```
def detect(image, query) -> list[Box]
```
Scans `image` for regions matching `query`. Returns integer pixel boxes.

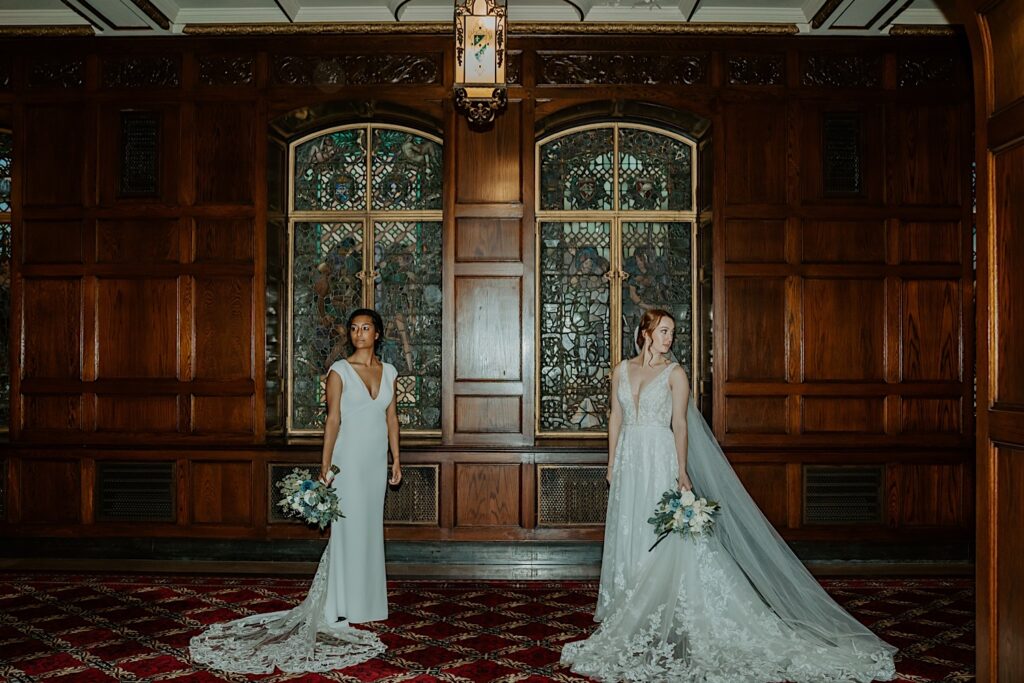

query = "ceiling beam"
[126,0,172,30]
[678,0,700,22]
[810,0,846,28]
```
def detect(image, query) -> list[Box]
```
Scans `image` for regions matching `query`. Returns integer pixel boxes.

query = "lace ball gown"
[562,360,897,683]
[188,359,396,673]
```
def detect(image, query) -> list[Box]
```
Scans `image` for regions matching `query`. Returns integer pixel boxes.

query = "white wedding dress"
[562,360,897,682]
[189,359,395,673]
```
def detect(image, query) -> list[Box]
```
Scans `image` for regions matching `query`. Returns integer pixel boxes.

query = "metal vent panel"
[96,461,175,522]
[803,465,883,525]
[822,112,863,196]
[269,463,438,525]
[538,465,608,527]
[119,111,160,197]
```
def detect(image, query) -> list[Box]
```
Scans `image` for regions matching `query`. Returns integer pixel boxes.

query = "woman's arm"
[669,365,692,491]
[320,369,343,483]
[606,364,623,484]
[386,373,402,485]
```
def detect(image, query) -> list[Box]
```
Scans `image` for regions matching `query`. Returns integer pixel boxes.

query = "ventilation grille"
[384,465,438,525]
[119,111,160,197]
[96,461,175,522]
[822,112,862,196]
[538,465,608,526]
[803,465,883,524]
[269,463,438,525]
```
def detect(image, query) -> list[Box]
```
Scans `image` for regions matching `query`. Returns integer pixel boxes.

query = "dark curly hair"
[346,308,385,355]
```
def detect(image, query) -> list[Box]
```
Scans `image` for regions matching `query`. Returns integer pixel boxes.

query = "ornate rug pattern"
[0,573,974,682]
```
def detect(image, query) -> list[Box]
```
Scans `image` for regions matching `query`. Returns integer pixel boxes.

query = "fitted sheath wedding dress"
[189,359,395,673]
[562,360,897,683]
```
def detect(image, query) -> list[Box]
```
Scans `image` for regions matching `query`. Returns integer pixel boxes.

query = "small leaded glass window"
[537,124,698,435]
[0,129,10,430]
[288,125,442,434]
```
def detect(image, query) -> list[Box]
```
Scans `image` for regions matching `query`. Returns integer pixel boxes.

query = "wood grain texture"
[193,277,254,380]
[96,279,177,378]
[191,461,253,525]
[723,103,787,205]
[455,463,519,526]
[454,277,521,381]
[995,144,1024,405]
[733,464,788,528]
[996,447,1024,679]
[723,220,785,263]
[22,279,81,379]
[903,279,961,381]
[194,219,255,263]
[455,218,521,262]
[22,105,84,206]
[96,219,180,264]
[724,277,786,380]
[901,222,961,264]
[454,396,520,433]
[803,279,885,381]
[194,102,254,205]
[899,463,966,526]
[802,221,886,263]
[21,395,82,432]
[22,221,83,264]
[20,459,81,524]
[901,397,962,434]
[987,0,1024,112]
[96,395,179,433]
[802,397,885,433]
[456,102,521,203]
[725,396,788,434]
[191,396,254,434]
[889,104,960,205]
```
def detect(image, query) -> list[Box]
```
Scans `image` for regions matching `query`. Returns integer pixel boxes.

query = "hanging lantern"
[454,0,507,126]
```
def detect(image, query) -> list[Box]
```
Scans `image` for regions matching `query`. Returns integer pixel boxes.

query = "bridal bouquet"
[276,465,343,531]
[648,487,720,551]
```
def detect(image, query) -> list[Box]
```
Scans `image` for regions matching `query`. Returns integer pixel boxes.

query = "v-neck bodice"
[618,360,675,427]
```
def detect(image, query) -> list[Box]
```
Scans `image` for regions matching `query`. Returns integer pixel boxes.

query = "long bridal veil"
[189,551,384,674]
[683,401,897,663]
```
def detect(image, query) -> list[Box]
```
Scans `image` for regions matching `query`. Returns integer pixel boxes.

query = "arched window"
[287,124,443,434]
[536,123,700,434]
[0,129,10,430]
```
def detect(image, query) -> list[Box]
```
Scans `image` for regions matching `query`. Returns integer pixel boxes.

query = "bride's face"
[648,316,675,355]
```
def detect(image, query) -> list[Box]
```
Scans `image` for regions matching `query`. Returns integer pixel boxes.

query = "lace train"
[189,551,385,674]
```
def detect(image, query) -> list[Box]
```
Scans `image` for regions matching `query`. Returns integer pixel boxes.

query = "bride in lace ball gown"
[561,308,897,683]
[190,309,402,674]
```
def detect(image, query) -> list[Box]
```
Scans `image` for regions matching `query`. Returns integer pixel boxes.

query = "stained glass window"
[537,125,698,434]
[0,130,9,430]
[288,125,443,434]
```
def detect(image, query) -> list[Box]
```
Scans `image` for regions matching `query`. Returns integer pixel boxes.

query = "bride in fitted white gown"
[190,309,401,673]
[562,309,897,683]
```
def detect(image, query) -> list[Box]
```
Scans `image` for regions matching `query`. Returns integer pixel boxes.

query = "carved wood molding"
[726,54,785,86]
[199,55,256,87]
[0,60,11,89]
[888,24,959,37]
[183,21,799,36]
[28,58,85,89]
[802,54,882,88]
[898,55,956,88]
[0,25,94,37]
[538,53,708,86]
[102,56,180,88]
[270,54,441,86]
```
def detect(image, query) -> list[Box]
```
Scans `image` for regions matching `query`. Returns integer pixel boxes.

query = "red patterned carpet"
[0,573,973,682]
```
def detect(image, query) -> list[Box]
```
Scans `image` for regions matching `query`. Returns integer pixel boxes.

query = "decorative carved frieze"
[726,54,784,86]
[802,54,881,88]
[199,55,256,86]
[898,55,956,88]
[507,51,522,85]
[0,61,10,89]
[102,56,180,88]
[28,58,85,88]
[271,54,441,86]
[538,53,708,86]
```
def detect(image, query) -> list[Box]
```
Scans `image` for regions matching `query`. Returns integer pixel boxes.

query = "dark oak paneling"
[454,277,521,381]
[724,277,785,380]
[802,397,885,434]
[455,218,521,262]
[901,222,961,264]
[723,104,787,205]
[802,221,886,264]
[803,278,885,381]
[899,463,967,526]
[889,104,960,205]
[22,279,81,379]
[95,395,179,433]
[191,461,253,525]
[96,219,180,264]
[723,220,786,263]
[22,395,82,432]
[994,144,1024,405]
[194,102,255,205]
[456,102,521,203]
[455,463,519,526]
[96,279,177,378]
[902,398,962,434]
[725,396,788,434]
[20,459,80,524]
[193,277,254,380]
[903,279,961,382]
[22,221,83,264]
[194,219,255,264]
[454,396,521,434]
[733,464,788,528]
[22,105,85,206]
[191,396,255,435]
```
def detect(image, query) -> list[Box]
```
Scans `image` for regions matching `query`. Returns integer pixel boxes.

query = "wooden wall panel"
[901,398,962,434]
[454,277,521,381]
[20,459,80,524]
[191,396,254,435]
[987,0,1024,112]
[901,222,961,264]
[22,221,83,264]
[194,219,255,264]
[803,279,884,381]
[22,279,81,379]
[802,221,886,264]
[96,219,180,264]
[96,279,177,378]
[455,463,519,526]
[21,395,82,432]
[193,277,254,380]
[96,395,179,433]
[454,396,520,433]
[455,218,521,262]
[191,461,253,525]
[725,397,787,434]
[723,220,786,263]
[889,105,960,205]
[994,144,1024,405]
[996,447,1024,679]
[899,463,966,526]
[724,277,785,380]
[456,102,521,203]
[903,279,961,381]
[733,464,788,528]
[803,397,885,434]
[194,102,254,205]
[723,104,787,205]
[22,105,85,206]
